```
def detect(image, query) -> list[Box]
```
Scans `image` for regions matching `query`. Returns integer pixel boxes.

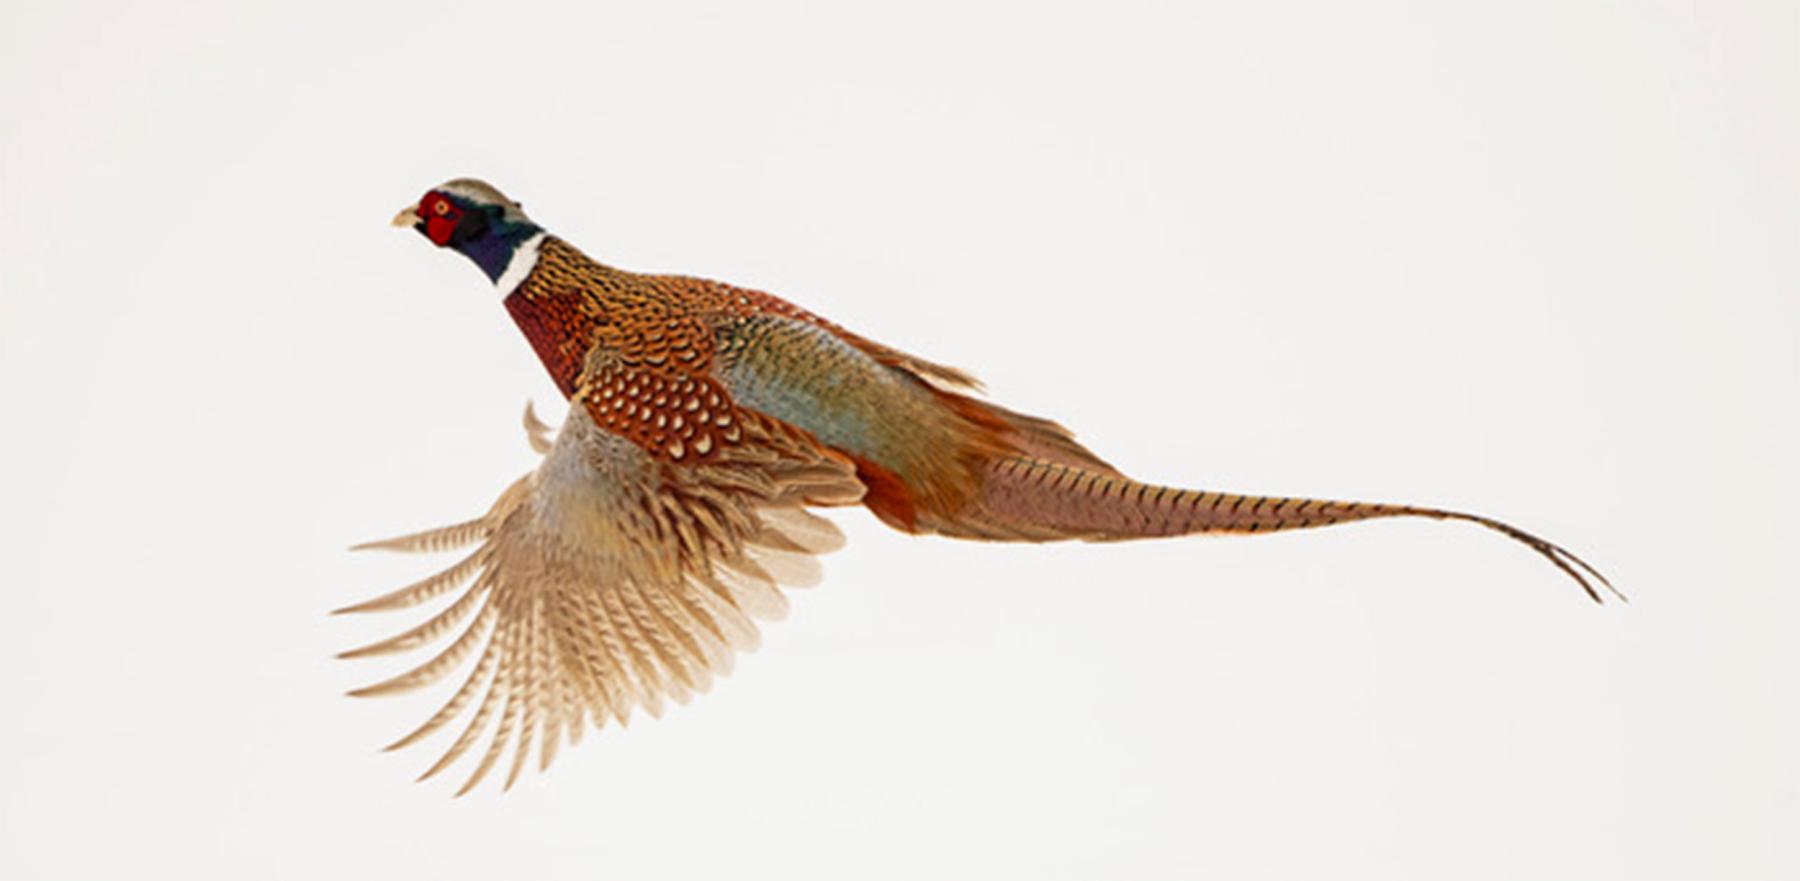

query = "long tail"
[923,455,1619,604]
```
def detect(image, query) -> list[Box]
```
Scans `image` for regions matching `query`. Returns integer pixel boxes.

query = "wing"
[337,402,863,794]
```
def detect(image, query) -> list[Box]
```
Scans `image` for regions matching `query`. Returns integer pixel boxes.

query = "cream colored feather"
[340,402,863,794]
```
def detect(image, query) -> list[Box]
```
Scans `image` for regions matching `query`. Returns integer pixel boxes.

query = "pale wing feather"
[332,548,492,615]
[341,402,864,794]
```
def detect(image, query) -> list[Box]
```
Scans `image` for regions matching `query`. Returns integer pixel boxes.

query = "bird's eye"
[433,200,452,216]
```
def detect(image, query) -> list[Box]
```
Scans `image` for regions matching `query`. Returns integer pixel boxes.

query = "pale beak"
[390,206,422,228]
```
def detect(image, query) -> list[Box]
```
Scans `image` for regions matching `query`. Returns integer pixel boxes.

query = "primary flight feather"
[343,178,1615,794]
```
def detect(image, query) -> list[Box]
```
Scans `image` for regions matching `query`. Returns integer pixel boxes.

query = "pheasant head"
[391,178,543,285]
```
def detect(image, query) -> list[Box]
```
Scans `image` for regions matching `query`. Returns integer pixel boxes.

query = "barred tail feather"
[927,456,1617,603]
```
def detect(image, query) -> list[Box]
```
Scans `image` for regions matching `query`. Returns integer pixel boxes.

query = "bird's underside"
[349,183,1615,794]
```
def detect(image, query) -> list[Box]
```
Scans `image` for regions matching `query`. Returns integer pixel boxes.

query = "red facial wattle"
[419,192,461,246]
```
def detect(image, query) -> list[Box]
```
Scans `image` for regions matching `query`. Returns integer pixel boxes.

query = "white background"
[2,1,1795,878]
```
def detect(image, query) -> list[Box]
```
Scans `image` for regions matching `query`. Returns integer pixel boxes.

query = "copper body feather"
[347,202,1614,794]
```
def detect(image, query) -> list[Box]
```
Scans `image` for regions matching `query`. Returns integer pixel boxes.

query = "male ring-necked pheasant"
[344,178,1615,794]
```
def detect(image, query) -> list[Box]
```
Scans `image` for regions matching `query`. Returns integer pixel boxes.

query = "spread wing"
[338,402,863,794]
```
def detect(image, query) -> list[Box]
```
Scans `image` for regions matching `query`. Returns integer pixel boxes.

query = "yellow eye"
[433,200,451,216]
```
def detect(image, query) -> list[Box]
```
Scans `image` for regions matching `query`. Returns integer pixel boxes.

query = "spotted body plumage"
[346,178,1616,795]
[508,237,864,464]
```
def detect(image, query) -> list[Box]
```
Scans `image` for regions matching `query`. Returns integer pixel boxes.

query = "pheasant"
[345,178,1616,794]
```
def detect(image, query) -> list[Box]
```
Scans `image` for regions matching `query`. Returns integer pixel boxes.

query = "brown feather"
[341,402,863,793]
